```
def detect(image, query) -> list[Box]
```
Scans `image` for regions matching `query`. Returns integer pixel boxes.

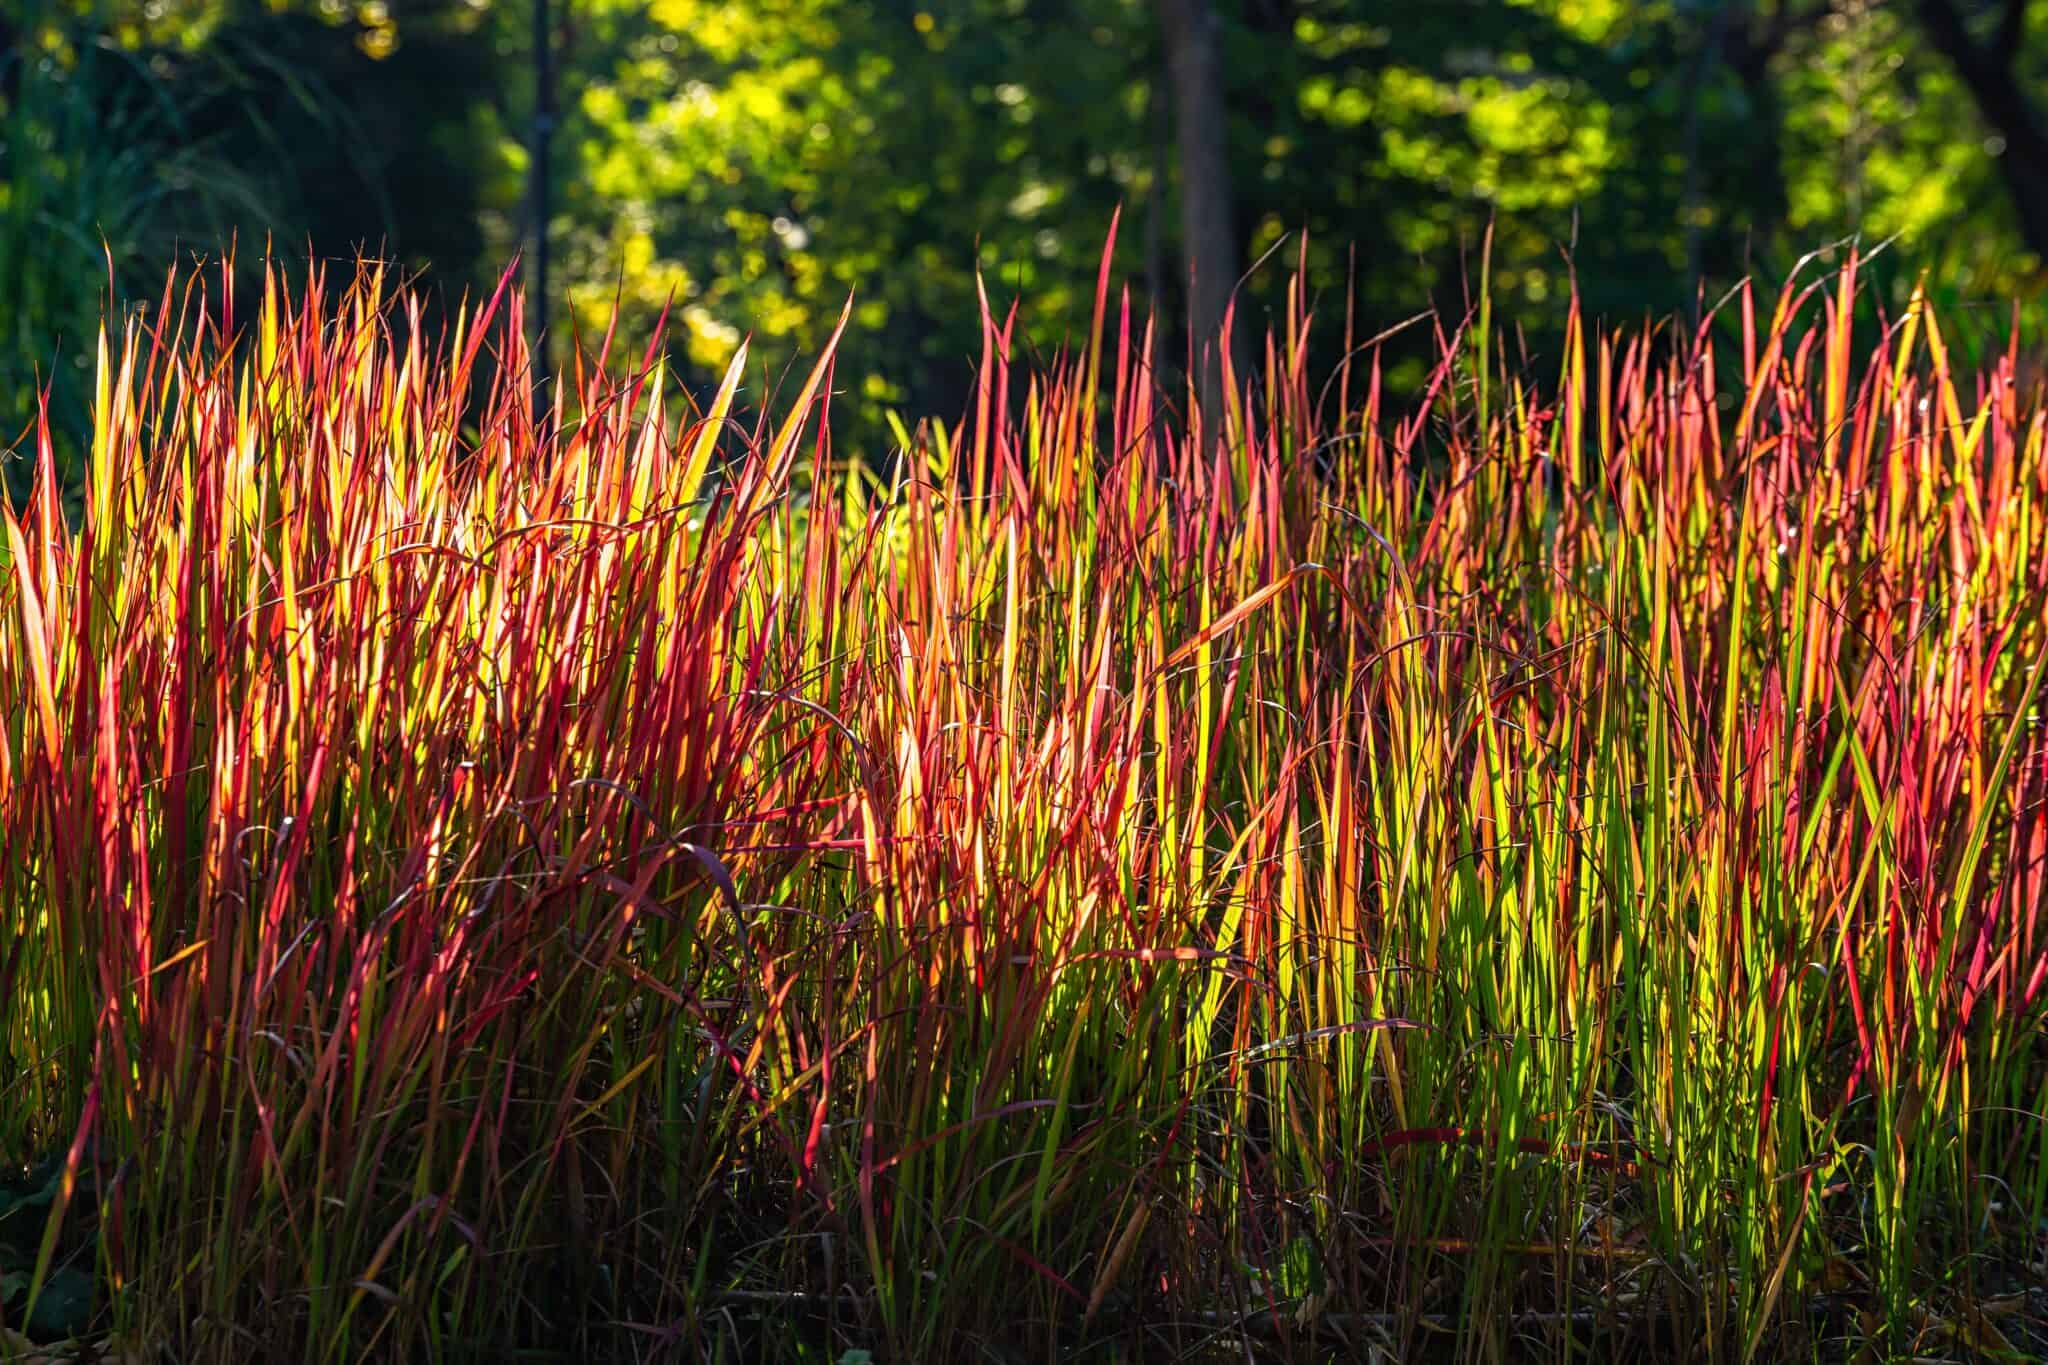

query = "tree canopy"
[6,0,2046,485]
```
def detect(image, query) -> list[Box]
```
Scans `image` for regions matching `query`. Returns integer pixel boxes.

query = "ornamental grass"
[4,233,2046,1360]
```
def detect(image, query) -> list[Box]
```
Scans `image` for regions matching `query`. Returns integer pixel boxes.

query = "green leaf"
[25,1265,94,1340]
[0,1158,64,1257]
[1280,1235,1325,1299]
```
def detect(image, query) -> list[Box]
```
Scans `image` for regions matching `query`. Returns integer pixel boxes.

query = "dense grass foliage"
[4,240,2048,1362]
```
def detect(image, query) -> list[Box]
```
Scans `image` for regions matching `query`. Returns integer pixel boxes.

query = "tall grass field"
[4,236,2047,1362]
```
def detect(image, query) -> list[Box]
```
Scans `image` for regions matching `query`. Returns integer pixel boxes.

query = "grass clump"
[3,240,2047,1361]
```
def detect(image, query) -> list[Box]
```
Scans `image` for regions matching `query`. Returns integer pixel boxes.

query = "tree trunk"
[529,0,555,398]
[1916,0,2048,262]
[1154,0,1238,433]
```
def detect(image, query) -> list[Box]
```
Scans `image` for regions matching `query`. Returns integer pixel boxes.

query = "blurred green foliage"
[0,0,274,503]
[5,0,2046,485]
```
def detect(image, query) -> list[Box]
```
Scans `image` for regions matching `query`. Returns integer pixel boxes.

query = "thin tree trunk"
[1680,0,1738,310]
[1146,66,1168,382]
[529,0,555,397]
[1154,0,1237,434]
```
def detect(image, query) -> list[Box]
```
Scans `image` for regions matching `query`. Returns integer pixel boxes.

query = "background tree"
[1156,0,1236,424]
[1914,0,2048,257]
[6,0,2046,490]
